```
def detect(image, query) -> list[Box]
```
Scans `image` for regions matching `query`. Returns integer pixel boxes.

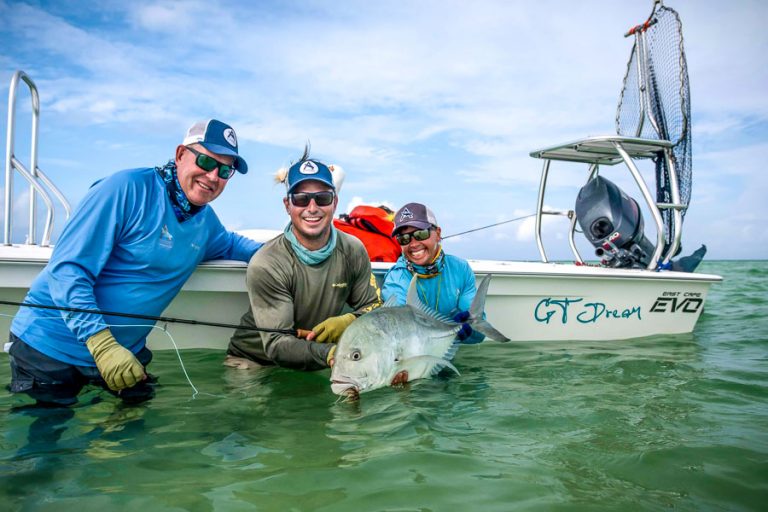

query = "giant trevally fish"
[330,274,510,399]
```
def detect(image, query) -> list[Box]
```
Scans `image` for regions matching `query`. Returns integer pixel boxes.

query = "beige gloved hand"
[326,344,337,367]
[86,329,146,391]
[311,313,356,343]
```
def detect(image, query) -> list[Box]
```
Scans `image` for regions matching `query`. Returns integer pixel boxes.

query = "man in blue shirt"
[7,119,261,406]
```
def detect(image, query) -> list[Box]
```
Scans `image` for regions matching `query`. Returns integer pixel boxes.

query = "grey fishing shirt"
[228,231,381,370]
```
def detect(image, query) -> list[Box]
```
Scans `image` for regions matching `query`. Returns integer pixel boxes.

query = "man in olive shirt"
[226,150,381,371]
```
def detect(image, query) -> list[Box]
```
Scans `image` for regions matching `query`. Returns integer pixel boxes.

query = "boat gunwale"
[0,247,724,284]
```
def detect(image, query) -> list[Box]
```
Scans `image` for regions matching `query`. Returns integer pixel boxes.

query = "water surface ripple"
[1,261,766,511]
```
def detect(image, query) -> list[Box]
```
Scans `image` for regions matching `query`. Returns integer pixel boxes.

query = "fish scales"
[330,275,509,398]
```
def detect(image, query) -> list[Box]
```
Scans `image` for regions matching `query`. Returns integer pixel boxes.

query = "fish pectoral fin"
[400,355,460,378]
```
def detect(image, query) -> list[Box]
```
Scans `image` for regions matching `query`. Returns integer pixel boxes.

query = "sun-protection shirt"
[381,253,485,344]
[11,167,261,366]
[228,231,382,370]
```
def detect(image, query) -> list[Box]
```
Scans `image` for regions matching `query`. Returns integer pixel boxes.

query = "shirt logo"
[160,225,173,242]
[159,224,173,248]
[332,282,348,288]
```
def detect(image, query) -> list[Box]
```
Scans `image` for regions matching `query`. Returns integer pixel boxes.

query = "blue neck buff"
[406,247,445,278]
[284,223,337,266]
[156,160,202,222]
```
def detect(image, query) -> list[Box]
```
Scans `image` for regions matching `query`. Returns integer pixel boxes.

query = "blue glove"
[453,311,470,323]
[456,323,473,341]
[453,311,473,341]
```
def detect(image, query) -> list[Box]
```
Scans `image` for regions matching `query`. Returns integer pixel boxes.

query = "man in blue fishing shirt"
[6,119,261,406]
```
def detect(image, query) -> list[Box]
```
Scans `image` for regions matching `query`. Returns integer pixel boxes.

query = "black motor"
[574,176,655,269]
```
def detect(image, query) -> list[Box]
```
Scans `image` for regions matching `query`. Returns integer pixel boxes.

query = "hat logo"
[223,128,237,148]
[399,207,414,221]
[299,161,319,175]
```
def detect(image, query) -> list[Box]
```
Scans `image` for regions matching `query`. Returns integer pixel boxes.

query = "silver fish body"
[330,274,509,397]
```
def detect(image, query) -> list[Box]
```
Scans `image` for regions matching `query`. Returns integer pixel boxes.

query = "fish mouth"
[331,379,360,400]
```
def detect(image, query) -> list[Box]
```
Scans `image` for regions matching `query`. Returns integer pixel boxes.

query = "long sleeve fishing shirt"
[381,253,485,344]
[11,167,260,366]
[228,231,382,370]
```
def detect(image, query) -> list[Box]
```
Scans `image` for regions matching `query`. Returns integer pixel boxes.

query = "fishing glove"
[86,329,146,391]
[312,313,356,343]
[453,311,473,341]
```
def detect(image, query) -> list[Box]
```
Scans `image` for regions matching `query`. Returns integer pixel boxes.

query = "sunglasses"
[185,146,236,180]
[395,228,432,245]
[289,191,335,207]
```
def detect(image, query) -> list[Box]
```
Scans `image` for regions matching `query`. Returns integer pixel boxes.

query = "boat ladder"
[3,70,71,247]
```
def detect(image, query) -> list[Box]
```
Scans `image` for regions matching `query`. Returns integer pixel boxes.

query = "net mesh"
[615,6,691,250]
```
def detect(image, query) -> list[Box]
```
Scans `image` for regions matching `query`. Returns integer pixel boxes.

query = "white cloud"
[3,0,767,259]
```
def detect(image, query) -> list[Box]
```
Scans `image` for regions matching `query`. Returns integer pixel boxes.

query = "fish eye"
[350,350,362,361]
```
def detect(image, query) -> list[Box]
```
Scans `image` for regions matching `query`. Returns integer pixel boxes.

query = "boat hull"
[0,246,721,351]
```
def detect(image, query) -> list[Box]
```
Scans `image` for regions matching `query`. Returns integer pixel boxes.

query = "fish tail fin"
[468,274,511,343]
[470,318,510,343]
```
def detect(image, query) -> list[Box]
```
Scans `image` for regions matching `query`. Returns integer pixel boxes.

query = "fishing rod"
[0,300,301,336]
[442,213,537,239]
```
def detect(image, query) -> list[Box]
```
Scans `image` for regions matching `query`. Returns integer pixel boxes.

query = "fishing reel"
[574,176,655,269]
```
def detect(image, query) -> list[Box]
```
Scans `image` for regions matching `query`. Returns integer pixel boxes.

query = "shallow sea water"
[1,261,766,511]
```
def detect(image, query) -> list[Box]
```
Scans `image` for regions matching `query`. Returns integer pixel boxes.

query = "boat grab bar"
[4,70,71,246]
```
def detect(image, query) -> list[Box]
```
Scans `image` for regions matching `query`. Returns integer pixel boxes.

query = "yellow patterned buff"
[407,247,444,279]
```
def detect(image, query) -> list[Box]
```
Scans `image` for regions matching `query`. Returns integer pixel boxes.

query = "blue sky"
[1,0,766,261]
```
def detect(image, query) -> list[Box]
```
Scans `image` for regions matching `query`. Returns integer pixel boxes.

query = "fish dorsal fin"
[382,294,400,308]
[405,275,421,308]
[406,275,456,326]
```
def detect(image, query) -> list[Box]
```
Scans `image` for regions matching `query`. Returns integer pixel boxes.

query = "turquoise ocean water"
[0,260,766,511]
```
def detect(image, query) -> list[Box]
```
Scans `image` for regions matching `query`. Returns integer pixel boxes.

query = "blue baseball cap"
[286,159,335,193]
[183,119,248,174]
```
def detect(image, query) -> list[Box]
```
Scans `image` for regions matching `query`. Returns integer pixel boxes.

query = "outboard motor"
[574,176,655,269]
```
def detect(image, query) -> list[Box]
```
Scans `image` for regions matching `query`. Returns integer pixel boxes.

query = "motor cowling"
[574,176,655,268]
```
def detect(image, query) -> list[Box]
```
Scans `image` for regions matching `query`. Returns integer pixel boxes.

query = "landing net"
[616,4,691,252]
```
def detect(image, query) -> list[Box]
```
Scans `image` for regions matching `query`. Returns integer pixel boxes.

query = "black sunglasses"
[289,191,335,207]
[395,228,432,245]
[185,146,236,180]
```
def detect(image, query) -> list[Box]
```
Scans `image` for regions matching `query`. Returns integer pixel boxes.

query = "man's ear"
[283,196,290,214]
[175,145,186,162]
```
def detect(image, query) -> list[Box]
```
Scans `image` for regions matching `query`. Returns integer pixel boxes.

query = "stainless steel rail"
[4,70,71,246]
[530,135,687,270]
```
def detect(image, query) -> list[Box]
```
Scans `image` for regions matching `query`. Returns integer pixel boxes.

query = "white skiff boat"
[0,6,722,350]
[0,239,722,350]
